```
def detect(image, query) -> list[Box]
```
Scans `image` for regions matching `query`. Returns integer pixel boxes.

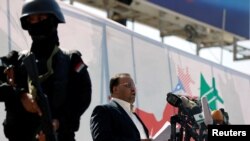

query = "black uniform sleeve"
[0,65,7,83]
[62,51,92,131]
[71,53,91,115]
[0,51,21,101]
[0,83,14,102]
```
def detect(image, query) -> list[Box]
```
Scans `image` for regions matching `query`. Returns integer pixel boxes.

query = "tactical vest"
[18,47,79,118]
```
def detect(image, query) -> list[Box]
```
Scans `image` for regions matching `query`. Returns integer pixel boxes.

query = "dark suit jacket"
[90,100,149,141]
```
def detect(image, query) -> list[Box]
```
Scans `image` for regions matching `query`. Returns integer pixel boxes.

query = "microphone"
[201,96,213,125]
[166,92,197,109]
[167,93,206,125]
[179,96,197,109]
[211,108,230,125]
[192,106,204,125]
[211,109,224,124]
[180,96,207,127]
[167,93,200,114]
[166,92,182,107]
[166,93,193,117]
[219,108,230,124]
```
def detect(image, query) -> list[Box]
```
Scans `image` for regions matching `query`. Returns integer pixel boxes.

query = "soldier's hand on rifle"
[52,119,60,131]
[4,65,16,87]
[21,93,42,116]
[36,131,46,141]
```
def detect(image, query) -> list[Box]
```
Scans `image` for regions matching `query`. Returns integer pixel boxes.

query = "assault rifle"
[23,52,57,141]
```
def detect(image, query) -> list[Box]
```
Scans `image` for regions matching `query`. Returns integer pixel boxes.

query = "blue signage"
[148,0,250,39]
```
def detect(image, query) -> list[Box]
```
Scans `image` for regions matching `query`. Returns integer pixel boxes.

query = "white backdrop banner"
[0,0,250,140]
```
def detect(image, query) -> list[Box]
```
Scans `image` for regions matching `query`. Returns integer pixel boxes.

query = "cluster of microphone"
[166,92,229,126]
[166,92,230,141]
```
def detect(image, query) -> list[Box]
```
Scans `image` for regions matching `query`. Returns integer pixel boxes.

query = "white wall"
[0,0,250,140]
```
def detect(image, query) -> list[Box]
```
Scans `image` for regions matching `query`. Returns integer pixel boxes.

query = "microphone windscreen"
[166,93,182,107]
[201,96,213,125]
[211,110,224,124]
[180,96,197,109]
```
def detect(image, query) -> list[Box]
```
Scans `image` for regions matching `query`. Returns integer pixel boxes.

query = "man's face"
[26,14,49,24]
[113,76,136,104]
[25,13,57,41]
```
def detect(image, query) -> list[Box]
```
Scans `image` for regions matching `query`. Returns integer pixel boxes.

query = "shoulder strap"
[39,46,60,82]
[19,47,60,82]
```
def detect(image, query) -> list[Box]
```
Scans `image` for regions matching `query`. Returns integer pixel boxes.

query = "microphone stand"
[170,115,179,141]
[170,111,202,141]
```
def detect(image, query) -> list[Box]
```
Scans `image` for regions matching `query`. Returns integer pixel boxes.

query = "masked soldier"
[0,0,92,141]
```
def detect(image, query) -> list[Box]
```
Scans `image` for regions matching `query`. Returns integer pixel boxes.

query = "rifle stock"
[23,52,57,141]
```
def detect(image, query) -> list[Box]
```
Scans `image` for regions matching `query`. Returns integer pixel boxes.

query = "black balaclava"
[27,15,59,59]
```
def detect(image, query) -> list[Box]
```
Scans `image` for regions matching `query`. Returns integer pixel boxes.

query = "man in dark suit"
[90,73,152,141]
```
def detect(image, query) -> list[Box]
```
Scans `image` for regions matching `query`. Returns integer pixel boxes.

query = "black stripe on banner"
[208,125,250,140]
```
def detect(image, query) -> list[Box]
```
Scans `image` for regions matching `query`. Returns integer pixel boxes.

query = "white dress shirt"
[111,98,147,139]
